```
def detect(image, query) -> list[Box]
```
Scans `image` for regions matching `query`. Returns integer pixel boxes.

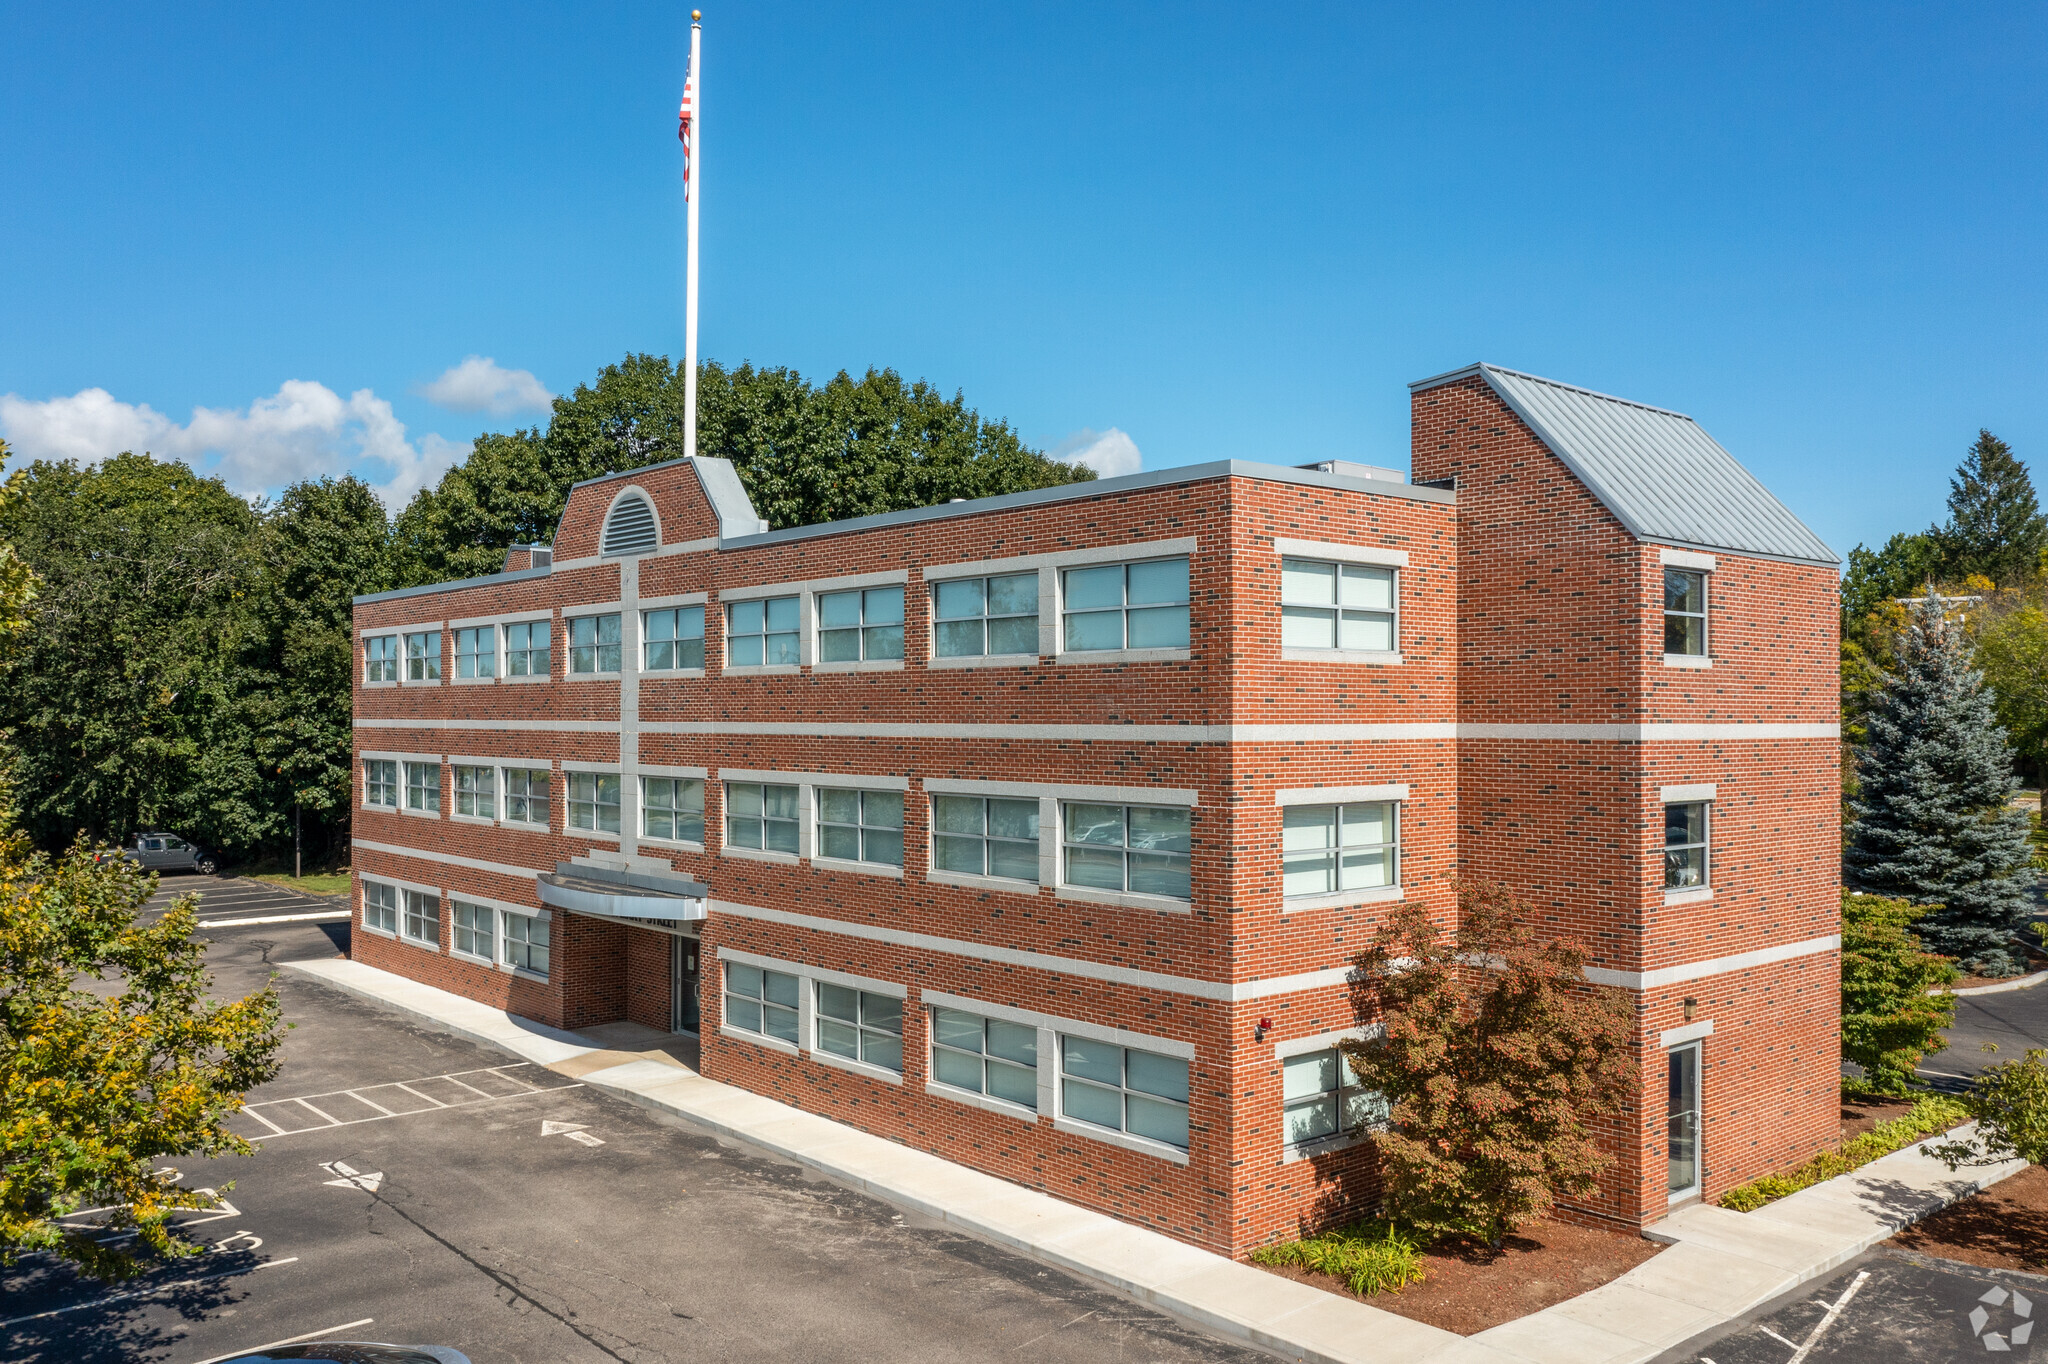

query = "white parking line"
[184,1319,374,1364]
[197,911,351,927]
[392,1082,449,1108]
[0,1258,300,1327]
[237,1064,579,1139]
[347,1088,398,1116]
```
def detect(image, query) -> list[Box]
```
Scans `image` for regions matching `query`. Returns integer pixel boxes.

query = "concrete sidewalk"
[284,956,2030,1364]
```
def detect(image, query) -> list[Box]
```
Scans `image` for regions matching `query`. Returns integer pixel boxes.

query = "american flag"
[677,73,694,197]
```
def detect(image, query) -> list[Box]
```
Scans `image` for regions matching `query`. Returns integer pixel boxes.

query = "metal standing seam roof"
[1411,364,1838,566]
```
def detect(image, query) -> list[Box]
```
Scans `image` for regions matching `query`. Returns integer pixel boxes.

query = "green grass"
[247,870,352,897]
[1249,1219,1429,1297]
[1717,1095,1969,1212]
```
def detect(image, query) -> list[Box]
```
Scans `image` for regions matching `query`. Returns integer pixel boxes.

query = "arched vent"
[601,493,658,555]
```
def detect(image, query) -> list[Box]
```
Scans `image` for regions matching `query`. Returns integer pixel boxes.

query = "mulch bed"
[1888,1163,2048,1274]
[1841,1095,1923,1142]
[1254,1219,1664,1336]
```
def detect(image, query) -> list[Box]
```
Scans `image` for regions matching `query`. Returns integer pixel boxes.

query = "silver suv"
[121,832,218,875]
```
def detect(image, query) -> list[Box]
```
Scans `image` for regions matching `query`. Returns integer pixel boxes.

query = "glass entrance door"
[1667,1043,1701,1201]
[671,936,701,1034]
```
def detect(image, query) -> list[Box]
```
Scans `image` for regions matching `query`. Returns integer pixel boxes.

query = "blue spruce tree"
[1846,593,2037,974]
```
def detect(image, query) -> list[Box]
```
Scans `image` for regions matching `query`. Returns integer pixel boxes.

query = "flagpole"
[683,9,702,462]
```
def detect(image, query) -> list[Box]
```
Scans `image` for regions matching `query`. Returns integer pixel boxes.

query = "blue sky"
[3,2,2045,556]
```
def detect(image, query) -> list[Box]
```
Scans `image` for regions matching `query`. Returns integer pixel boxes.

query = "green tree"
[0,836,285,1279]
[1841,530,1943,654]
[1973,604,2048,788]
[1840,892,1960,1094]
[1936,430,2048,587]
[1925,1048,2048,1170]
[1342,884,1638,1249]
[1844,594,2037,973]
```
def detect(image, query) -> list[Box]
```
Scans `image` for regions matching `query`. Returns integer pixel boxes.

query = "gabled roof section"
[1410,363,1838,566]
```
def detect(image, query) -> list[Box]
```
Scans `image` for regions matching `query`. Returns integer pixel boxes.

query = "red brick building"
[350,363,1841,1258]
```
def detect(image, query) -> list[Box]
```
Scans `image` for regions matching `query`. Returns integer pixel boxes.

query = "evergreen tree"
[1845,594,2037,973]
[1937,430,2047,587]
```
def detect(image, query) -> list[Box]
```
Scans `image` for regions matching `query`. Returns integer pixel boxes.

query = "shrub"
[1718,1096,1970,1211]
[1250,1220,1428,1297]
[1840,891,1959,1094]
[1925,1048,2048,1170]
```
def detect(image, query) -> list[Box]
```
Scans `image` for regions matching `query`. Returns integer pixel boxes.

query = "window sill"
[1051,1116,1191,1165]
[501,818,551,833]
[810,659,905,674]
[362,680,398,690]
[505,965,550,984]
[722,664,801,677]
[450,675,502,686]
[1279,648,1404,666]
[1662,654,1713,670]
[1054,647,1192,667]
[1663,887,1713,905]
[449,813,498,828]
[811,855,904,880]
[450,948,494,968]
[399,934,441,953]
[569,829,622,844]
[1282,885,1405,913]
[809,1048,905,1085]
[361,801,400,815]
[925,868,1041,896]
[639,838,707,855]
[641,667,707,680]
[926,652,1041,671]
[501,673,552,685]
[1283,1130,1369,1165]
[562,672,622,682]
[926,1079,1038,1124]
[720,1023,799,1056]
[721,846,800,865]
[1056,884,1192,915]
[399,675,444,687]
[399,806,443,820]
[359,923,396,940]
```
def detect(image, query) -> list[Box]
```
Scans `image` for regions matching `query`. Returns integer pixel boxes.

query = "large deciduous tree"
[1840,891,1960,1094]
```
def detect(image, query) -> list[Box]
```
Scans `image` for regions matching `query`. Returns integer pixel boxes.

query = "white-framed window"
[568,614,621,674]
[404,762,441,814]
[362,879,398,933]
[503,767,551,826]
[503,910,549,978]
[931,794,1039,882]
[364,759,398,808]
[451,899,495,960]
[930,1007,1038,1109]
[1282,802,1397,898]
[505,620,551,676]
[1059,1037,1189,1151]
[1282,1048,1386,1149]
[1062,801,1191,900]
[452,765,496,818]
[815,984,904,1072]
[726,596,799,667]
[932,573,1039,658]
[642,777,705,843]
[1060,558,1190,652]
[400,888,439,945]
[643,606,706,670]
[723,962,799,1043]
[725,782,799,853]
[364,634,398,682]
[816,788,904,866]
[454,626,497,679]
[1664,569,1707,656]
[567,772,621,833]
[1280,558,1396,652]
[404,630,441,681]
[1664,802,1709,888]
[817,587,905,662]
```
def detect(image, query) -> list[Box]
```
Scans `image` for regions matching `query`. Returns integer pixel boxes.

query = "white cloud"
[0,381,471,509]
[1051,427,1142,478]
[419,355,553,416]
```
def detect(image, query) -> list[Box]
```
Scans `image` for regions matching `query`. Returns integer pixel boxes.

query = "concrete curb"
[1937,969,2048,997]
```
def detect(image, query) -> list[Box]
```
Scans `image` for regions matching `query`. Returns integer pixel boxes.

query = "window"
[726,596,799,667]
[400,888,438,945]
[1282,1048,1387,1148]
[1664,802,1709,888]
[1061,558,1190,652]
[453,765,496,819]
[817,586,905,662]
[931,795,1039,882]
[1062,802,1192,900]
[404,631,441,681]
[364,634,398,682]
[1281,802,1397,897]
[1664,569,1707,656]
[1668,1043,1701,1199]
[930,1007,1038,1109]
[506,620,551,676]
[454,626,496,679]
[725,782,799,854]
[404,762,441,814]
[364,759,398,808]
[816,789,904,866]
[643,606,706,670]
[568,614,621,674]
[451,900,494,960]
[1280,558,1396,652]
[363,880,397,933]
[567,772,621,833]
[503,911,549,977]
[1060,1038,1189,1151]
[724,963,798,1042]
[503,768,550,826]
[642,777,705,843]
[816,984,904,1072]
[932,573,1039,658]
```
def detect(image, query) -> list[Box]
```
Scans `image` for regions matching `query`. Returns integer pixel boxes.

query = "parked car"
[217,1344,469,1364]
[116,831,218,875]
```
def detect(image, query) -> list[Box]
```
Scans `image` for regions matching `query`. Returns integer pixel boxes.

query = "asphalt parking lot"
[6,906,1263,1364]
[138,872,350,930]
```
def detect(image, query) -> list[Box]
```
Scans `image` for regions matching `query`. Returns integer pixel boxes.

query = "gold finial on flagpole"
[692,10,701,19]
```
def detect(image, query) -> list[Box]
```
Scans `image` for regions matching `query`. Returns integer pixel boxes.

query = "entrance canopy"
[538,861,708,922]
